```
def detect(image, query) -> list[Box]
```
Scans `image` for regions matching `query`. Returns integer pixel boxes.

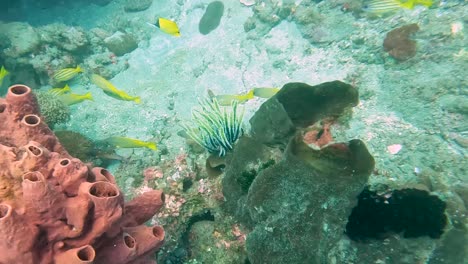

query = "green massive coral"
[34,90,70,128]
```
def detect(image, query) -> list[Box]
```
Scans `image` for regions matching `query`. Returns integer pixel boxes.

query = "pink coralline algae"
[158,194,186,218]
[0,84,165,264]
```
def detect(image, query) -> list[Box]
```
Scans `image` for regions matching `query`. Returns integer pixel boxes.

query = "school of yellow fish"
[1,63,152,150]
[0,3,435,151]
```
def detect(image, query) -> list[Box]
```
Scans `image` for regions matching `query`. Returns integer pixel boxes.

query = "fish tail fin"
[76,65,83,73]
[246,89,255,100]
[415,0,432,7]
[243,89,254,101]
[3,66,9,75]
[85,92,94,101]
[147,142,158,150]
[134,96,141,104]
[146,22,158,29]
[63,84,71,91]
[156,18,161,28]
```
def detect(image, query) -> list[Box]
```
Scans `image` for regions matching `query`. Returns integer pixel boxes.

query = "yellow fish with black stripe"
[104,136,157,150]
[147,18,181,37]
[90,74,141,104]
[363,0,433,15]
[0,66,9,87]
[53,66,83,82]
[48,84,71,96]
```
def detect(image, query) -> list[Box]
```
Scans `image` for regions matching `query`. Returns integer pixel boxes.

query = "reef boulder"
[199,1,225,35]
[245,137,374,263]
[249,81,358,146]
[104,31,138,56]
[0,22,40,57]
[124,0,153,12]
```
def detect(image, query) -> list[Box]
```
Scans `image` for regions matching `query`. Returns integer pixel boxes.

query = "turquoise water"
[0,0,466,263]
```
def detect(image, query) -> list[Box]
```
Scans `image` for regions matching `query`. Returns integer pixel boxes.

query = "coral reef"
[0,22,40,57]
[0,21,130,87]
[243,1,355,44]
[220,80,454,263]
[124,0,153,12]
[84,51,129,79]
[39,23,89,54]
[104,31,138,56]
[383,23,420,61]
[222,81,374,263]
[0,84,164,264]
[199,1,225,35]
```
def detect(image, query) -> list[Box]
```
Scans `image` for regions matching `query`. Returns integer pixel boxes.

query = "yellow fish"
[209,87,280,106]
[59,92,94,106]
[53,66,83,82]
[90,74,141,104]
[0,66,9,86]
[363,0,432,15]
[48,84,71,96]
[209,89,254,106]
[104,136,157,150]
[252,87,280,98]
[148,18,181,37]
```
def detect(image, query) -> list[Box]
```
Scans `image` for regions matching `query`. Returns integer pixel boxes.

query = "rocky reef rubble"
[0,21,134,88]
[242,1,356,44]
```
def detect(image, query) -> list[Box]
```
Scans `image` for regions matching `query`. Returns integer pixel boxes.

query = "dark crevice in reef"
[162,209,215,264]
[346,187,447,241]
[237,159,276,193]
